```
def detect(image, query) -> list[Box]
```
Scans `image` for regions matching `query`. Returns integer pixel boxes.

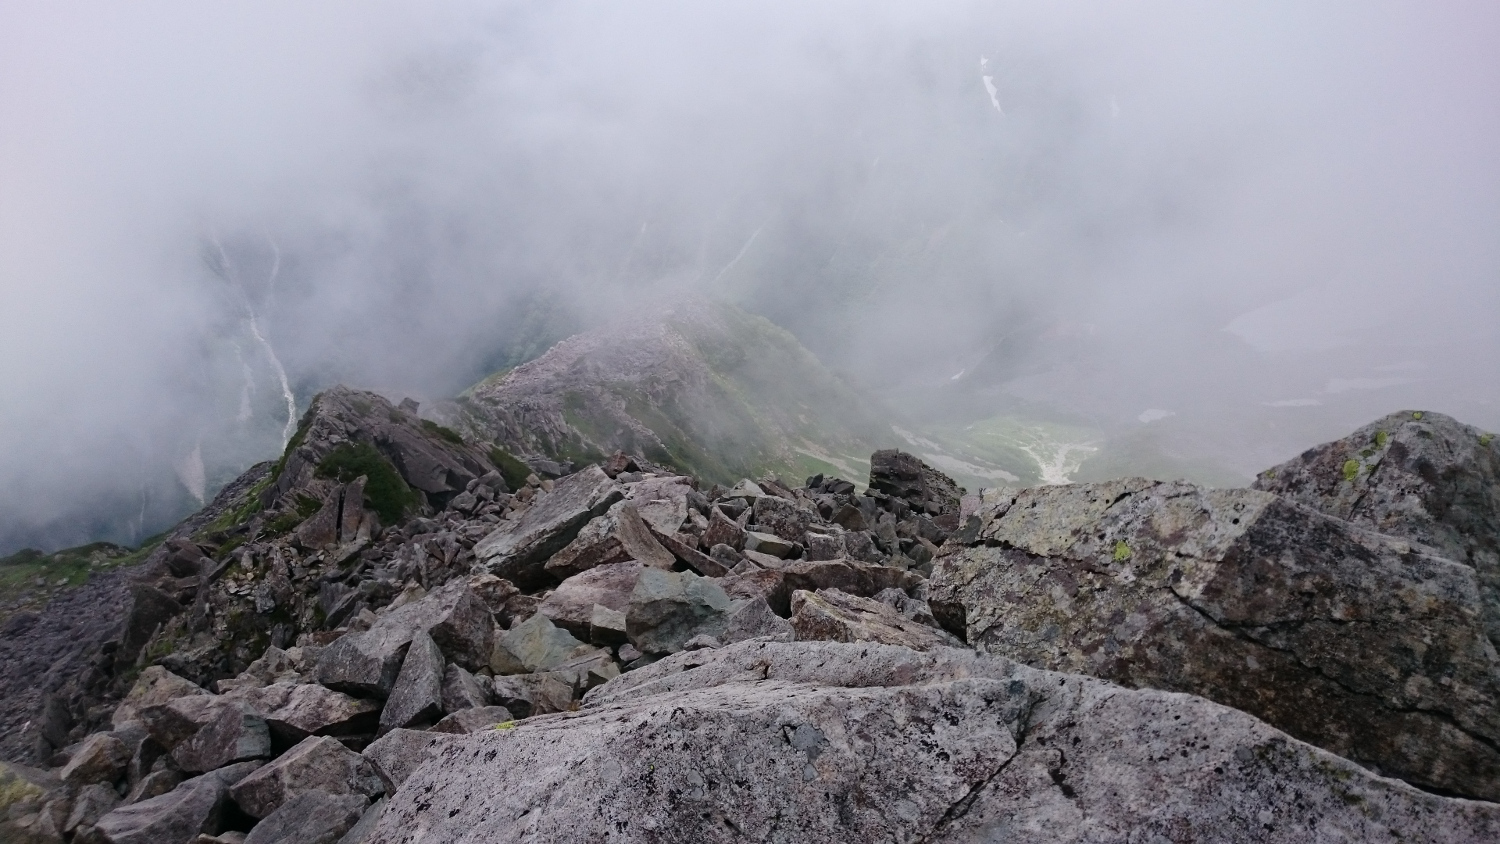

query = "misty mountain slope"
[448,300,898,487]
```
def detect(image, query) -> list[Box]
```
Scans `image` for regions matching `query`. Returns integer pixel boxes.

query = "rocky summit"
[1,391,1497,843]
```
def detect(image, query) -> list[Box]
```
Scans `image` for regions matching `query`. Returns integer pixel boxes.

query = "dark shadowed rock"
[115,585,184,673]
[928,477,1500,801]
[139,697,271,774]
[335,798,385,844]
[779,558,922,599]
[360,730,455,794]
[229,736,382,820]
[373,640,1500,844]
[544,502,674,579]
[231,685,379,746]
[625,568,736,656]
[702,508,745,551]
[242,790,368,844]
[95,762,258,844]
[65,783,119,834]
[789,589,961,650]
[315,579,491,696]
[474,467,624,588]
[750,495,817,543]
[112,667,211,728]
[869,449,963,529]
[720,598,793,644]
[439,665,490,713]
[378,632,443,733]
[537,561,644,639]
[1254,410,1500,648]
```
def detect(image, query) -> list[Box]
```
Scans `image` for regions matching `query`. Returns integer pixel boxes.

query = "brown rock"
[789,589,961,651]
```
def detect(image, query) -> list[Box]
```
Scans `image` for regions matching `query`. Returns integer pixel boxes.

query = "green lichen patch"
[1412,411,1424,420]
[1342,459,1361,482]
[1373,430,1388,448]
[1112,541,1132,562]
[316,443,419,524]
[1481,433,1494,447]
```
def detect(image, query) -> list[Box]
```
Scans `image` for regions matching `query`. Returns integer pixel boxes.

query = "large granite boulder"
[1254,410,1500,647]
[624,568,736,656]
[369,640,1499,843]
[138,696,271,774]
[229,684,380,746]
[537,561,645,640]
[242,790,368,844]
[94,762,260,844]
[378,631,444,733]
[474,467,624,588]
[789,588,960,651]
[927,477,1500,801]
[543,503,672,579]
[228,736,383,820]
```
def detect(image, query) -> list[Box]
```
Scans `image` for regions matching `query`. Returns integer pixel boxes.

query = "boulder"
[625,568,737,655]
[378,632,443,733]
[230,685,379,746]
[112,667,210,728]
[587,604,628,645]
[380,640,1499,844]
[59,733,129,786]
[139,697,271,774]
[701,508,745,551]
[64,783,119,834]
[543,502,673,579]
[1254,410,1500,647]
[474,466,624,588]
[315,579,492,696]
[360,730,455,793]
[489,677,535,721]
[720,598,793,644]
[491,615,589,675]
[537,561,644,639]
[431,706,515,735]
[928,477,1500,801]
[123,769,182,805]
[94,763,258,844]
[439,665,490,713]
[334,797,384,844]
[868,449,963,529]
[242,790,367,844]
[719,568,791,617]
[751,496,816,543]
[228,736,383,820]
[742,531,794,559]
[649,527,730,577]
[789,589,961,651]
[114,585,185,673]
[780,558,922,599]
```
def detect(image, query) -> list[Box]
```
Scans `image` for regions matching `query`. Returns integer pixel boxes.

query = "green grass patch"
[0,537,162,611]
[421,419,466,445]
[316,442,419,524]
[489,446,534,492]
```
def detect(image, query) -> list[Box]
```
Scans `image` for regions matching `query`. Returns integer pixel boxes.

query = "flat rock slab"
[475,466,624,588]
[789,588,960,651]
[369,641,1499,843]
[361,730,456,793]
[929,477,1500,801]
[231,683,379,744]
[243,790,368,844]
[139,696,271,774]
[229,736,383,820]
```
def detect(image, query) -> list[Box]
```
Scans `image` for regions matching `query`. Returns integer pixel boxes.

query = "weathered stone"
[742,530,794,558]
[334,797,384,844]
[123,769,181,805]
[315,579,492,695]
[790,589,961,650]
[65,783,119,834]
[378,631,443,733]
[751,495,817,543]
[360,730,455,793]
[139,696,271,774]
[228,736,383,820]
[779,558,922,599]
[94,763,256,844]
[869,449,963,529]
[702,508,746,551]
[870,587,942,630]
[1255,409,1500,648]
[719,568,791,616]
[928,477,1500,801]
[294,491,341,551]
[439,664,490,712]
[491,614,588,675]
[537,561,644,639]
[114,585,184,673]
[723,480,764,500]
[708,543,744,571]
[740,548,785,569]
[242,790,367,844]
[378,640,1500,844]
[543,502,671,579]
[217,647,303,694]
[59,733,129,786]
[113,667,210,728]
[230,684,379,746]
[649,527,729,577]
[465,574,520,622]
[587,604,628,645]
[431,706,515,735]
[489,676,535,720]
[802,532,844,561]
[720,597,794,644]
[625,568,736,655]
[474,466,624,588]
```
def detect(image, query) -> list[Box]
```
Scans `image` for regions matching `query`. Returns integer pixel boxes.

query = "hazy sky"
[2,2,1498,551]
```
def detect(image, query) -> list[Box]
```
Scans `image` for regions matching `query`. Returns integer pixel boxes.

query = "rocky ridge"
[0,392,1495,843]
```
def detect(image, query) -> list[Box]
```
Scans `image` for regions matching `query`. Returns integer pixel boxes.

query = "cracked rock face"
[368,641,1499,844]
[928,477,1500,801]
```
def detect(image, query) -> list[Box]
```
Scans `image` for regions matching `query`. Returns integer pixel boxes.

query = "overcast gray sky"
[2,2,1497,551]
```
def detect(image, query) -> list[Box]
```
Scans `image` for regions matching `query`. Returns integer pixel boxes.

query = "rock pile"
[3,392,1496,843]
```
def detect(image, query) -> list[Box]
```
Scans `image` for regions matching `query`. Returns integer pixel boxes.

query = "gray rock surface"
[624,568,736,655]
[231,684,379,746]
[360,730,455,793]
[378,631,444,733]
[537,561,644,639]
[335,798,385,844]
[58,733,129,786]
[112,667,210,727]
[439,664,490,713]
[242,790,368,844]
[543,503,672,579]
[228,736,383,820]
[789,588,961,650]
[94,762,258,844]
[869,448,963,528]
[315,580,491,696]
[474,467,624,588]
[928,477,1500,801]
[370,640,1499,843]
[431,706,514,735]
[139,696,271,774]
[491,614,588,674]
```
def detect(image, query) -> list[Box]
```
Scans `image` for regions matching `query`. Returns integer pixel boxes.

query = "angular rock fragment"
[230,684,379,746]
[751,496,816,543]
[385,641,1500,844]
[701,508,746,551]
[491,614,589,675]
[720,598,794,644]
[537,561,644,639]
[474,466,624,588]
[544,503,672,579]
[868,449,963,528]
[94,762,257,844]
[780,558,921,599]
[334,797,384,844]
[440,664,490,713]
[431,706,515,734]
[742,531,794,558]
[360,730,455,793]
[65,782,119,834]
[378,631,444,733]
[59,733,129,786]
[789,589,960,651]
[112,666,210,727]
[242,790,367,844]
[625,568,736,655]
[228,736,383,820]
[139,696,271,774]
[587,604,628,645]
[315,579,491,696]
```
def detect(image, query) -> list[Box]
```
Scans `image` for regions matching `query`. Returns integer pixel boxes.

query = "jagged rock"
[464,574,520,622]
[64,783,119,834]
[625,568,737,655]
[376,640,1500,844]
[719,568,791,616]
[439,664,490,712]
[928,477,1500,801]
[489,677,535,720]
[360,730,456,793]
[217,648,303,694]
[491,614,589,675]
[95,762,259,844]
[545,502,674,579]
[228,736,383,820]
[707,542,744,571]
[720,597,794,644]
[315,579,492,696]
[868,449,963,529]
[242,790,368,844]
[587,604,628,645]
[123,769,181,804]
[802,532,843,561]
[537,561,644,639]
[59,733,129,786]
[1254,410,1500,647]
[751,495,817,543]
[742,530,794,558]
[702,508,745,551]
[789,588,961,650]
[431,706,514,734]
[474,466,624,588]
[648,527,729,577]
[871,587,942,629]
[780,558,922,598]
[724,480,765,500]
[228,684,377,747]
[334,798,384,844]
[114,585,184,673]
[294,491,341,551]
[379,631,443,733]
[139,696,271,774]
